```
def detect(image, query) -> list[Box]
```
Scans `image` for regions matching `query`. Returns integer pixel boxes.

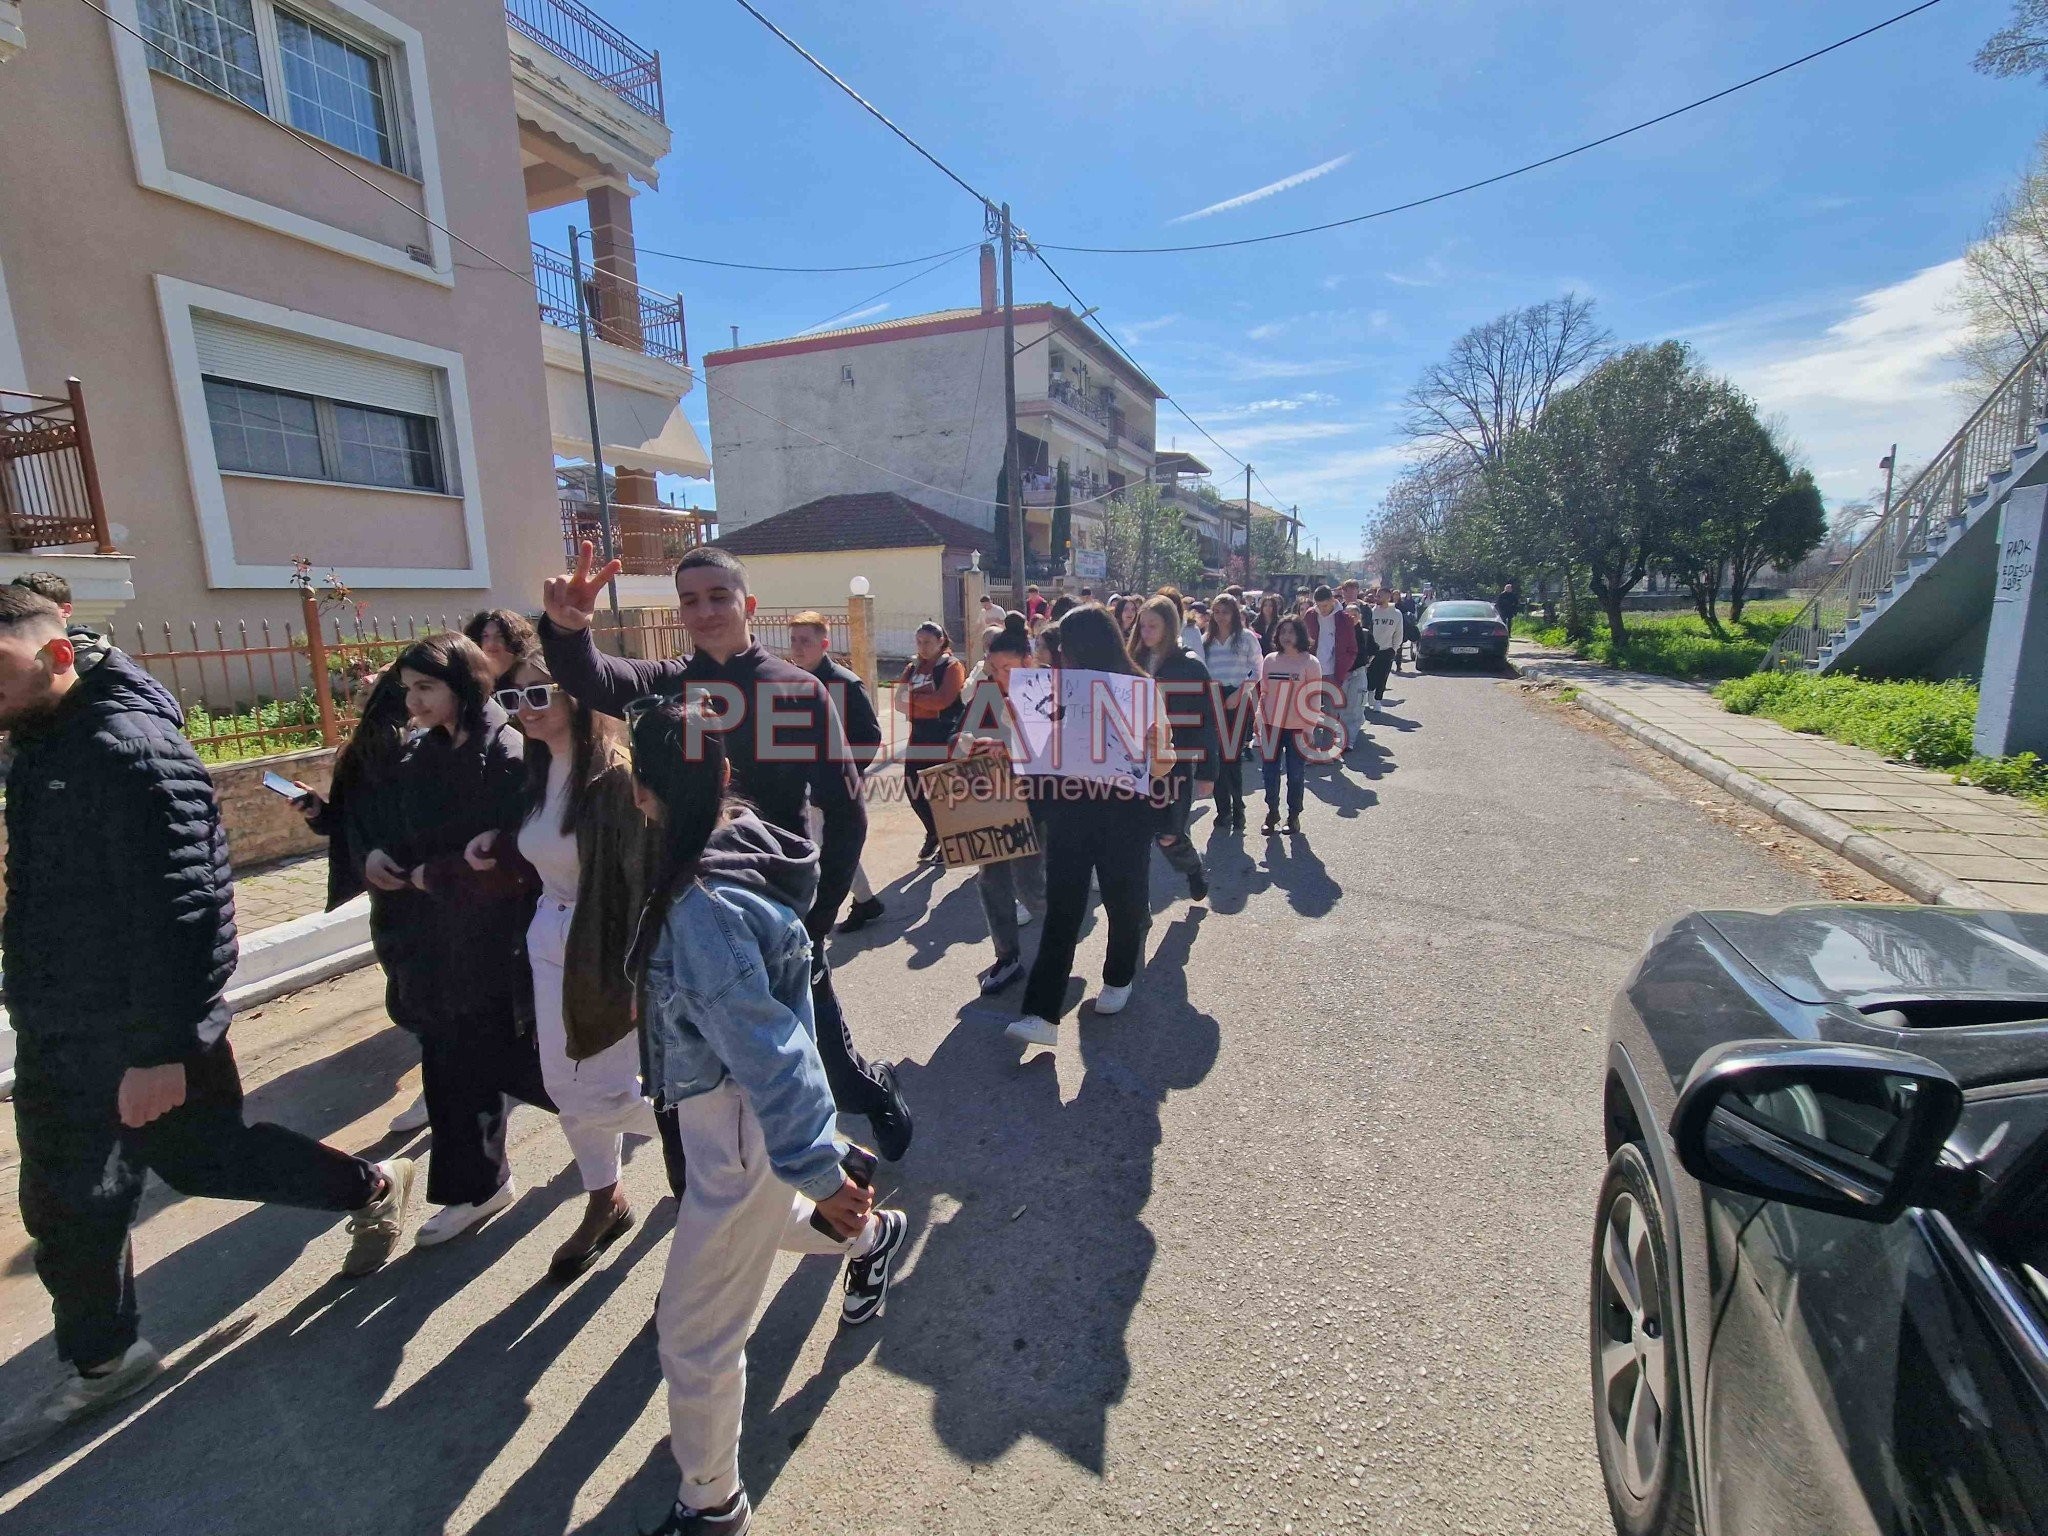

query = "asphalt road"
[0,665,1846,1535]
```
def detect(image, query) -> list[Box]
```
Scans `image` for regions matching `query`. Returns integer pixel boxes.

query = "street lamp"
[849,575,871,597]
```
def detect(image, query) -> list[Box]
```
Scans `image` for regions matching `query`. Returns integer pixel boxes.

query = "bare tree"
[1954,134,2048,393]
[1975,1,2048,81]
[1365,450,1477,580]
[1401,294,1611,465]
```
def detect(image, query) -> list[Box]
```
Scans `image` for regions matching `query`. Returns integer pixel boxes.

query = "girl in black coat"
[364,634,553,1238]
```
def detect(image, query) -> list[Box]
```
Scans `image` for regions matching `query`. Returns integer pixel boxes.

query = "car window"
[1427,602,1495,619]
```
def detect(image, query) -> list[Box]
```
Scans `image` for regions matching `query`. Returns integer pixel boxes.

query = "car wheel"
[1591,1144,1696,1536]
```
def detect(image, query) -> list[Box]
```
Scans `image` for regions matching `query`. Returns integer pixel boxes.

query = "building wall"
[0,0,560,647]
[729,545,945,620]
[707,321,1011,537]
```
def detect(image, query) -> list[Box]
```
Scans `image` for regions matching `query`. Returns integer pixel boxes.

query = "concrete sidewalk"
[1512,641,2048,913]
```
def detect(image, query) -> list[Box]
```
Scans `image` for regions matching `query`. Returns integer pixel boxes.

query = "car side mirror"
[1671,1040,1963,1222]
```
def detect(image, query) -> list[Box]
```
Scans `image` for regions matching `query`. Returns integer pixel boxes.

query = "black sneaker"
[1187,862,1208,901]
[917,836,942,864]
[1285,814,1303,836]
[836,896,885,934]
[646,1489,751,1535]
[978,956,1025,994]
[841,1208,909,1327]
[867,1062,913,1161]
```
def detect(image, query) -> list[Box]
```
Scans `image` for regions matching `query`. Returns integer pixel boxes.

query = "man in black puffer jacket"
[0,586,415,1462]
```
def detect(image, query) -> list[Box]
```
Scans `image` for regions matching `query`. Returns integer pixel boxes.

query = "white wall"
[707,323,1011,535]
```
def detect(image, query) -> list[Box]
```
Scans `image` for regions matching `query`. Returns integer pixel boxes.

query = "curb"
[1514,657,1993,909]
[0,895,376,1101]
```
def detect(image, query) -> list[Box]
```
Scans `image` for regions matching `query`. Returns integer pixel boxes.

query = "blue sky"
[541,0,2046,557]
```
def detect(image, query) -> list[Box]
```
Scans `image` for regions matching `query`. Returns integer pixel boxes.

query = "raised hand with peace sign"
[540,541,624,633]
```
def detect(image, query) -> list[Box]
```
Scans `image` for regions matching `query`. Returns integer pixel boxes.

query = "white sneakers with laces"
[415,1178,518,1247]
[1091,984,1133,1015]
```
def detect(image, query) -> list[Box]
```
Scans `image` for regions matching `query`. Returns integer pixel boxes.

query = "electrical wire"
[791,244,979,337]
[726,0,999,213]
[631,240,985,274]
[1038,0,1946,255]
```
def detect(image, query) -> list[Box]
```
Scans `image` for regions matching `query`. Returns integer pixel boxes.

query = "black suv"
[1596,904,2048,1535]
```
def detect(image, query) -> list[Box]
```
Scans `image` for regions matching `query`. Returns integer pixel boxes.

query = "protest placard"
[1008,667,1155,792]
[917,754,1041,868]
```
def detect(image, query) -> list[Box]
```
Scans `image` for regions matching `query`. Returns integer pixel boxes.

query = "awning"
[544,365,710,479]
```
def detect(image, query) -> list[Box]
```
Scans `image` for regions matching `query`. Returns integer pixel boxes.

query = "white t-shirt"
[1313,608,1338,671]
[1372,604,1405,653]
[517,754,581,905]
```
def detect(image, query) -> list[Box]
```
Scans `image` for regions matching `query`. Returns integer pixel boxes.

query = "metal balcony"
[507,0,664,123]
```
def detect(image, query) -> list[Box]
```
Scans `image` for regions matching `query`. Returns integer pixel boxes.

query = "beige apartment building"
[704,250,1160,578]
[0,0,705,645]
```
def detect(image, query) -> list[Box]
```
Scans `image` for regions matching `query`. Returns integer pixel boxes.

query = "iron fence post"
[66,378,115,554]
[301,586,339,747]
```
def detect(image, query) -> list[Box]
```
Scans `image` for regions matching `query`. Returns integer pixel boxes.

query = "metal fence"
[1763,337,2048,673]
[1,380,115,553]
[505,0,664,121]
[560,497,710,574]
[531,243,688,366]
[590,605,851,663]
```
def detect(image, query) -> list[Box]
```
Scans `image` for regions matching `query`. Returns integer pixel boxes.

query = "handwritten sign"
[1008,668,1156,792]
[1997,535,2036,603]
[917,755,1041,868]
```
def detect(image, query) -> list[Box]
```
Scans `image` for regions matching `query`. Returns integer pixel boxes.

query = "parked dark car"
[1414,600,1509,668]
[1595,904,2048,1535]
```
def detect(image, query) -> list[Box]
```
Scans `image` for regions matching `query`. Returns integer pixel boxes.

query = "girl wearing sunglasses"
[464,659,664,1281]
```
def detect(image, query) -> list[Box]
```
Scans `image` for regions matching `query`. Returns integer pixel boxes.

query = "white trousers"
[529,897,658,1192]
[806,804,875,902]
[657,1079,857,1511]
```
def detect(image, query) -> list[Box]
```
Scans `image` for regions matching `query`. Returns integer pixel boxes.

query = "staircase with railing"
[1765,336,2048,676]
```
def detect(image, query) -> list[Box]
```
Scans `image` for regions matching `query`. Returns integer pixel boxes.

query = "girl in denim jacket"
[628,699,908,1536]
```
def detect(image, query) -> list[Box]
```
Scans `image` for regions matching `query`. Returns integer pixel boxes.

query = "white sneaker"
[415,1179,517,1247]
[0,1340,163,1464]
[1004,1015,1058,1047]
[1091,984,1132,1016]
[1015,901,1033,926]
[388,1092,429,1135]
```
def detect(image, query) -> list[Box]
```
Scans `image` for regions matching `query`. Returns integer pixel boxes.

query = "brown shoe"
[548,1192,635,1284]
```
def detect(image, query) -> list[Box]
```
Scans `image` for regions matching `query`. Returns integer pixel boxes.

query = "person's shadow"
[1263,834,1339,918]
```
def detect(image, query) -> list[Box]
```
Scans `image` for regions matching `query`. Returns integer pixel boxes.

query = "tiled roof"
[711,492,991,556]
[768,307,990,347]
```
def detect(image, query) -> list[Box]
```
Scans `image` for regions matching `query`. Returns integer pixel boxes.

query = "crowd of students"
[0,552,1414,1533]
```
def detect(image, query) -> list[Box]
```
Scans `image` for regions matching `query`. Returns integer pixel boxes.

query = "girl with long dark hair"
[1257,615,1322,836]
[294,664,430,1133]
[1202,593,1262,832]
[896,620,965,863]
[365,633,551,1245]
[1128,594,1218,900]
[1006,603,1173,1048]
[459,656,660,1281]
[1253,592,1284,653]
[628,700,909,1536]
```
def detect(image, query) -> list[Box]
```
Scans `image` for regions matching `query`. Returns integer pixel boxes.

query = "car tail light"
[1420,625,1439,638]
[1489,622,1508,636]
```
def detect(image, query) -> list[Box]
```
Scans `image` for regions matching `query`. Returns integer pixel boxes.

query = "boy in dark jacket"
[540,544,913,1161]
[784,612,888,934]
[0,587,414,1461]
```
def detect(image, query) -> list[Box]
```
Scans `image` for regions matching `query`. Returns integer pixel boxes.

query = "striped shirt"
[1203,628,1262,689]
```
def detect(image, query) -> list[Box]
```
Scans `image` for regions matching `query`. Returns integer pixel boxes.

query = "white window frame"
[157,276,490,589]
[109,0,451,286]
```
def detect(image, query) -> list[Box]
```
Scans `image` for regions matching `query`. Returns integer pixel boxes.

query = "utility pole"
[999,203,1026,608]
[1879,444,1898,520]
[1290,504,1299,567]
[1243,462,1254,587]
[569,227,622,630]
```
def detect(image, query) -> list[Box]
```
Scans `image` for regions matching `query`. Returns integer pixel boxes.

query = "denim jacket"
[640,812,844,1202]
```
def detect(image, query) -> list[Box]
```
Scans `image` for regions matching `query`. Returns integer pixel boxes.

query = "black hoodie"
[4,650,237,1065]
[697,806,820,918]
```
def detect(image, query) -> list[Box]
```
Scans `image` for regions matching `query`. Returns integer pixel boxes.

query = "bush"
[1957,751,2048,810]
[1513,603,1799,680]
[1714,672,1979,768]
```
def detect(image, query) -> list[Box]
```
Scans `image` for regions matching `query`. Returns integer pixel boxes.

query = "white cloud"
[1121,313,1181,340]
[1247,322,1287,341]
[1170,153,1352,224]
[1245,391,1338,413]
[795,302,887,336]
[1699,258,1971,501]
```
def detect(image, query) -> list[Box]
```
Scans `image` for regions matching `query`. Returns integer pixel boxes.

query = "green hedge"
[1514,603,1799,681]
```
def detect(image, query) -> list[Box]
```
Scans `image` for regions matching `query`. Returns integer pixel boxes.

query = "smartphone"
[810,1145,879,1238]
[261,770,310,803]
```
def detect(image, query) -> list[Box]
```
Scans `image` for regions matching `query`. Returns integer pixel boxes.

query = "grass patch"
[1715,671,2048,814]
[183,691,329,764]
[1513,602,1800,680]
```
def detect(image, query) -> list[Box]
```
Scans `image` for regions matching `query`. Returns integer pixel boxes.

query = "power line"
[792,244,978,337]
[632,240,984,274]
[726,0,999,213]
[1038,0,1946,255]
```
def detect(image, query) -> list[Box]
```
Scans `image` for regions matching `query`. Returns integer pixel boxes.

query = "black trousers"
[418,1011,555,1207]
[1022,796,1153,1023]
[1211,684,1250,822]
[811,952,892,1117]
[1366,650,1396,699]
[1152,773,1205,883]
[14,1034,377,1369]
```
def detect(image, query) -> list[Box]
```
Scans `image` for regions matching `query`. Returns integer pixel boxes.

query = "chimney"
[979,243,998,314]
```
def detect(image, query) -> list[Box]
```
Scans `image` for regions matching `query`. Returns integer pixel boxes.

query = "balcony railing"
[1,380,115,553]
[1048,378,1116,429]
[507,0,664,122]
[533,243,688,366]
[560,497,710,575]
